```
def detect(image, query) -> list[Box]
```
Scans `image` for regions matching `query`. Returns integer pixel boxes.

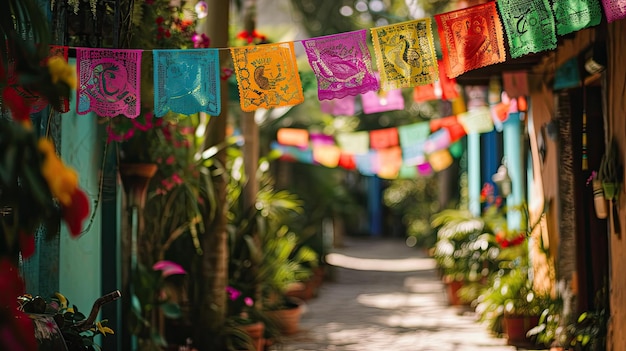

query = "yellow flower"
[38,138,79,206]
[92,321,114,336]
[47,56,76,89]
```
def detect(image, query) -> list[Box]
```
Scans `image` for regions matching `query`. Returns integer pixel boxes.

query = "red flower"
[62,188,91,237]
[2,87,30,124]
[18,231,35,259]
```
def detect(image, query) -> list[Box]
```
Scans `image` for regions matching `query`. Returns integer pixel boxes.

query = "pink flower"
[244,297,254,307]
[166,155,175,165]
[153,260,186,277]
[171,173,183,184]
[226,286,241,301]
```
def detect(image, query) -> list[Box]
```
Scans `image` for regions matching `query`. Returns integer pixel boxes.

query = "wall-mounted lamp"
[492,163,512,198]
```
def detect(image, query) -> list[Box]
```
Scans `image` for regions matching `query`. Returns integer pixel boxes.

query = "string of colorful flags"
[18,0,614,119]
[272,92,527,179]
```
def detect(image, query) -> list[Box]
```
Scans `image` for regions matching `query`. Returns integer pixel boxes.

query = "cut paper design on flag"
[230,42,304,112]
[154,49,220,117]
[8,45,70,113]
[398,122,431,146]
[77,48,142,118]
[435,3,506,78]
[553,0,602,35]
[458,107,494,134]
[313,144,342,168]
[370,127,399,149]
[336,131,370,155]
[320,95,356,116]
[377,146,403,179]
[370,19,439,91]
[503,71,529,97]
[302,30,379,100]
[601,0,626,21]
[361,89,405,114]
[277,128,309,147]
[354,151,379,176]
[497,0,557,58]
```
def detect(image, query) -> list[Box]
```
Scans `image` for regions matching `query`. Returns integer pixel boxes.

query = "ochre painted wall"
[607,19,626,351]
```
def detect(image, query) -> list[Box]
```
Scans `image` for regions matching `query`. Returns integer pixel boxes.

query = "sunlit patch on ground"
[325,252,437,272]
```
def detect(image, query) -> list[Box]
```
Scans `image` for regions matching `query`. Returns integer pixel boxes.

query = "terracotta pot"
[444,279,469,306]
[503,314,540,347]
[237,321,265,351]
[266,303,303,335]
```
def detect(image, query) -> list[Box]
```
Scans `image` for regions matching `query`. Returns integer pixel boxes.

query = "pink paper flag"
[361,89,405,114]
[370,127,399,149]
[77,48,142,118]
[302,30,379,100]
[277,128,309,147]
[320,95,356,116]
[602,0,626,22]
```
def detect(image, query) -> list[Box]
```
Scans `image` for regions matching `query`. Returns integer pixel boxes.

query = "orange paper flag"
[313,144,342,168]
[277,128,309,147]
[377,146,403,179]
[231,42,304,112]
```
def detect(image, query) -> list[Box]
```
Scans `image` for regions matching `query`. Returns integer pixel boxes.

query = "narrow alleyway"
[274,236,524,351]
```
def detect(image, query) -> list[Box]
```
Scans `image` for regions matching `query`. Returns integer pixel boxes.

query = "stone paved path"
[271,236,524,351]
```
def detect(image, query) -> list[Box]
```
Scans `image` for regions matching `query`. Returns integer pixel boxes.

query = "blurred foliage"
[383,178,440,247]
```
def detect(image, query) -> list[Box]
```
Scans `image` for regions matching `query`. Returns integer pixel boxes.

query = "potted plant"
[431,209,499,305]
[475,264,552,347]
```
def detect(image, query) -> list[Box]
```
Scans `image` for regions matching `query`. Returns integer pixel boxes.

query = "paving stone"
[271,237,534,351]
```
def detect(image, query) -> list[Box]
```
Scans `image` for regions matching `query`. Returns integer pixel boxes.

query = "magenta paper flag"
[336,131,370,155]
[370,19,439,90]
[361,89,405,114]
[310,133,335,146]
[320,95,356,116]
[601,0,626,21]
[77,48,142,118]
[153,49,221,116]
[302,30,379,100]
[370,127,399,149]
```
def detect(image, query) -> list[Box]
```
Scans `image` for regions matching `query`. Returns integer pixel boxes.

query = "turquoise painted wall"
[59,62,103,317]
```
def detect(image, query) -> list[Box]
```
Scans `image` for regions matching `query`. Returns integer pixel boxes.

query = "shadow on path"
[273,236,521,351]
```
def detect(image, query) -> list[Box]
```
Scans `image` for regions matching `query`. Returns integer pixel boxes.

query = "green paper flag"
[497,0,557,58]
[552,0,602,35]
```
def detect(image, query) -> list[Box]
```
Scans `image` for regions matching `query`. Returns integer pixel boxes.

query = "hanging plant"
[598,138,622,201]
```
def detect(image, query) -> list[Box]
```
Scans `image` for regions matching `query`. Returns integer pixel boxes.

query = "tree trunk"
[192,1,230,349]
